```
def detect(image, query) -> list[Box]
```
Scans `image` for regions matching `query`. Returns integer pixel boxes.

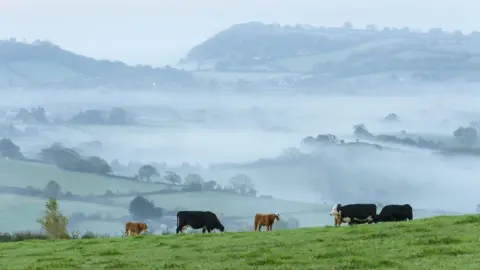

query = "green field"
[0,159,168,195]
[267,38,407,73]
[8,60,82,83]
[112,191,327,217]
[0,194,128,232]
[1,215,479,269]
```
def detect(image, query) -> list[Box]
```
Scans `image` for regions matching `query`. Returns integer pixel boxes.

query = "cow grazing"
[254,213,280,232]
[176,211,225,234]
[375,204,413,223]
[124,221,148,236]
[330,203,377,226]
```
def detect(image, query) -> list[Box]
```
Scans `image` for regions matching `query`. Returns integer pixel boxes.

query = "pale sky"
[0,0,476,66]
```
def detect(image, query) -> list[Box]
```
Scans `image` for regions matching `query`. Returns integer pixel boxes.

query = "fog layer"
[2,85,480,214]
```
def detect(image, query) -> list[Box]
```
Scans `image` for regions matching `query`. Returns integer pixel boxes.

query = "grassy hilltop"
[181,21,480,85]
[2,215,479,269]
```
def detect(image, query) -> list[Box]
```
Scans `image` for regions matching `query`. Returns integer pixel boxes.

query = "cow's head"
[273,214,280,221]
[217,224,225,232]
[140,223,148,232]
[330,203,341,216]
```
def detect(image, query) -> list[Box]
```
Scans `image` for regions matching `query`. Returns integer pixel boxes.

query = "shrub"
[0,231,47,242]
[81,231,98,239]
[36,198,69,239]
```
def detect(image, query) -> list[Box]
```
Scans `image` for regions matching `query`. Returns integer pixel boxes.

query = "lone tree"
[164,170,182,185]
[453,126,478,147]
[36,198,69,239]
[353,124,373,138]
[129,195,163,221]
[184,173,204,190]
[229,174,255,195]
[86,156,112,175]
[0,138,25,160]
[203,180,218,190]
[44,180,62,199]
[138,165,160,182]
[108,107,133,125]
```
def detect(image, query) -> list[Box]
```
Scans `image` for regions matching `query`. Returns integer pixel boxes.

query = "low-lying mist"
[2,84,480,215]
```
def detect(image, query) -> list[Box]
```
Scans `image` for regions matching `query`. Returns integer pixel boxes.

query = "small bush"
[81,231,98,239]
[36,198,69,239]
[0,231,47,242]
[70,230,81,239]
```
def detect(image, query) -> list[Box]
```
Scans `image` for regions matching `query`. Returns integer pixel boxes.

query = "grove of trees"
[453,126,478,147]
[38,143,112,175]
[138,165,160,182]
[128,195,163,221]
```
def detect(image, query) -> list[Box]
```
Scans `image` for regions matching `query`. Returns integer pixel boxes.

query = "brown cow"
[254,213,280,232]
[124,221,148,236]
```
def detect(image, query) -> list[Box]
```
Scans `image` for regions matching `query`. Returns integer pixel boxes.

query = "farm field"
[192,70,301,82]
[266,38,408,73]
[0,159,168,195]
[112,191,328,217]
[0,194,128,232]
[1,215,480,269]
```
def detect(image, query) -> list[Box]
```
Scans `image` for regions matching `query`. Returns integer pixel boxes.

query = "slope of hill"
[2,215,478,269]
[0,40,195,89]
[182,22,480,84]
[0,158,168,195]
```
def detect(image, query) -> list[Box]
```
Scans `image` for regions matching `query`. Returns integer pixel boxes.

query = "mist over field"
[3,87,480,211]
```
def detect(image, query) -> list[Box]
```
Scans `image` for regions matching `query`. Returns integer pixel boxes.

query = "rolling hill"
[0,158,168,195]
[0,40,195,89]
[1,215,479,269]
[181,22,480,85]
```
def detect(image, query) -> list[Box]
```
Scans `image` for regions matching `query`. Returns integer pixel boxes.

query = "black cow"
[330,203,377,226]
[375,204,413,223]
[176,211,225,234]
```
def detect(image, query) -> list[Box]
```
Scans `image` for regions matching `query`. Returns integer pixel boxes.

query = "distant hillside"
[182,22,480,84]
[0,39,195,89]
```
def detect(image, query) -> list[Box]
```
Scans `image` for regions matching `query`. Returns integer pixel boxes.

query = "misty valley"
[1,89,479,236]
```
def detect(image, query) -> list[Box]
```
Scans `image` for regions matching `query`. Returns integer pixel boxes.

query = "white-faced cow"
[330,203,377,226]
[375,204,413,223]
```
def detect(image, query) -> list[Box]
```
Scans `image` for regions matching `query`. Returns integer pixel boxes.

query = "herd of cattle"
[123,203,413,236]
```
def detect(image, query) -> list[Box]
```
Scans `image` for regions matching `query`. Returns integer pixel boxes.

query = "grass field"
[0,159,167,195]
[267,38,407,73]
[0,194,128,232]
[112,191,328,217]
[1,215,479,269]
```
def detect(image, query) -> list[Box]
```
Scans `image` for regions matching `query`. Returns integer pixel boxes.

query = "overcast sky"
[0,0,476,66]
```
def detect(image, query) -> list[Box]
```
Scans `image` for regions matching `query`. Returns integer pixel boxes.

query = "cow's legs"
[258,225,262,232]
